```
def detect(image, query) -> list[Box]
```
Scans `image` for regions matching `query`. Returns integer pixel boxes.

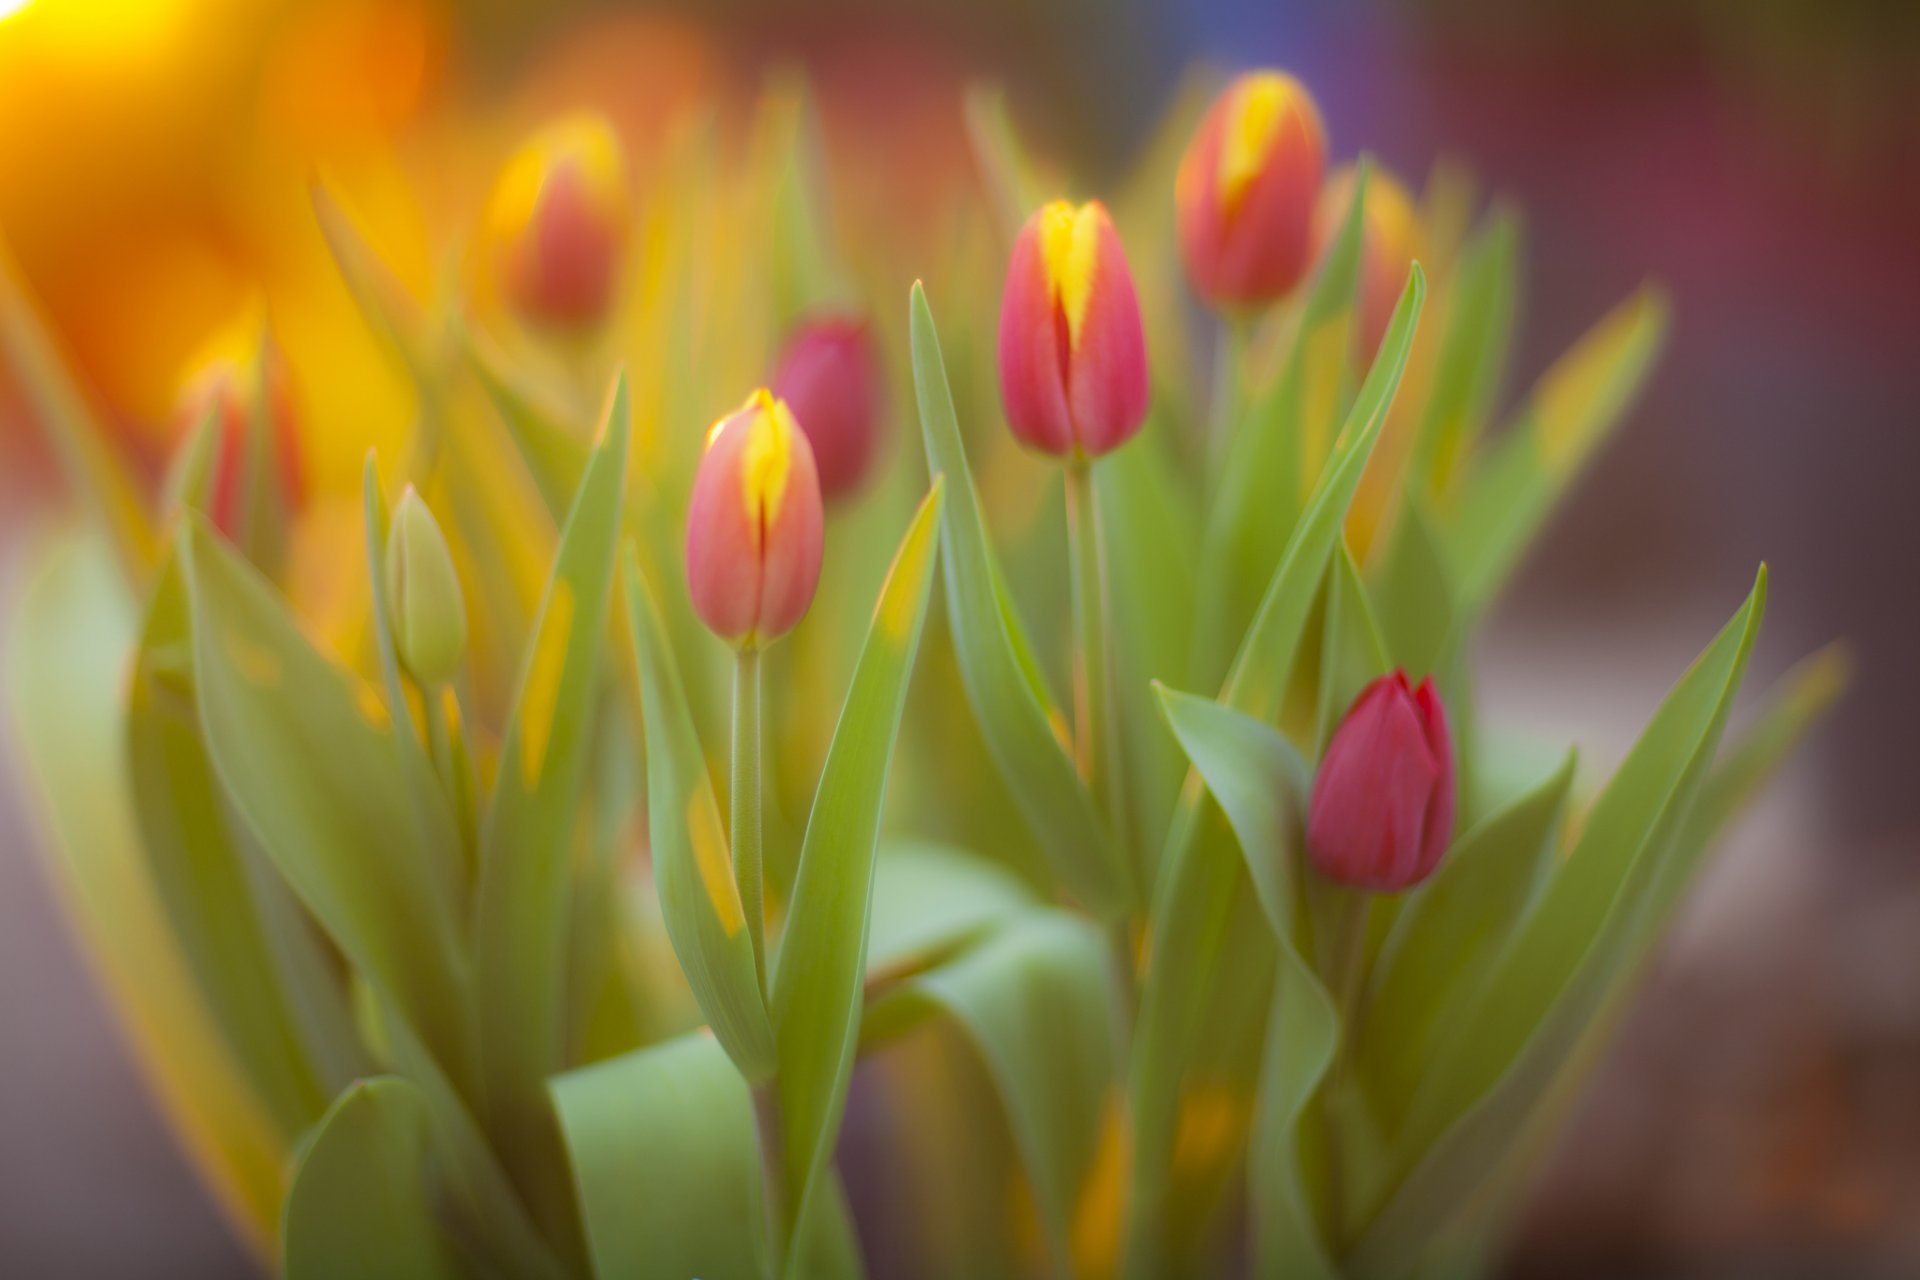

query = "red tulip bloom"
[1176,71,1327,309]
[772,316,882,501]
[487,113,629,333]
[997,199,1149,461]
[174,351,304,541]
[1307,672,1456,892]
[685,388,824,650]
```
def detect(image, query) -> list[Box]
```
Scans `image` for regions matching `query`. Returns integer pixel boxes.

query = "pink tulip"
[1176,71,1327,309]
[174,351,304,540]
[1307,672,1456,892]
[997,199,1149,461]
[772,316,882,501]
[685,388,824,650]
[487,114,629,333]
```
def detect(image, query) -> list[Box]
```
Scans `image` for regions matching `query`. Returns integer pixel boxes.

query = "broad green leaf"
[866,841,1037,982]
[1126,264,1425,1277]
[461,323,593,522]
[1446,285,1669,612]
[1350,569,1766,1276]
[626,552,776,1083]
[771,483,944,1275]
[871,911,1120,1277]
[1153,687,1335,1278]
[1361,751,1576,1135]
[182,519,472,1088]
[6,534,286,1253]
[1406,209,1521,501]
[1315,545,1392,756]
[909,281,1127,918]
[1195,163,1371,685]
[1369,495,1456,682]
[282,1079,461,1280]
[554,1032,765,1280]
[472,379,629,1238]
[127,550,334,1138]
[0,240,154,580]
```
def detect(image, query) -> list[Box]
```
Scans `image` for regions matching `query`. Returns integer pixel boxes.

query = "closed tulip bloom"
[487,113,629,333]
[772,316,882,501]
[1307,672,1456,892]
[1176,71,1327,308]
[384,487,468,687]
[685,389,824,650]
[174,351,304,540]
[997,199,1149,461]
[1313,165,1418,364]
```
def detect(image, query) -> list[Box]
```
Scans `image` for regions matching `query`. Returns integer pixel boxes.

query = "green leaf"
[1350,569,1766,1277]
[763,72,842,327]
[1446,285,1669,613]
[770,482,944,1274]
[0,239,155,580]
[909,281,1126,918]
[1360,751,1576,1136]
[553,1032,765,1280]
[282,1079,463,1280]
[310,182,437,390]
[1153,686,1335,1278]
[1315,545,1392,756]
[962,84,1052,244]
[1125,263,1425,1276]
[1369,496,1457,682]
[460,323,593,522]
[127,550,336,1138]
[866,841,1038,983]
[182,518,473,1090]
[1406,209,1521,501]
[626,553,776,1081]
[471,378,629,1237]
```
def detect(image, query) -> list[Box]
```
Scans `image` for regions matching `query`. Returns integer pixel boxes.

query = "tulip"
[771,316,882,501]
[487,113,629,333]
[384,487,468,687]
[173,350,304,542]
[1176,71,1327,308]
[1307,672,1456,892]
[997,199,1149,461]
[685,388,824,650]
[1313,165,1418,364]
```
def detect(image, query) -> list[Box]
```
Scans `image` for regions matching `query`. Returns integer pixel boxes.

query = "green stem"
[1320,888,1372,1241]
[1065,461,1135,904]
[752,1080,789,1279]
[732,648,767,994]
[1205,312,1251,489]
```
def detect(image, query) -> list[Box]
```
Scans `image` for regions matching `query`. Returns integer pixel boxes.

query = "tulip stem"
[1320,887,1373,1241]
[751,1079,789,1278]
[1065,460,1137,906]
[733,648,767,995]
[1206,313,1252,487]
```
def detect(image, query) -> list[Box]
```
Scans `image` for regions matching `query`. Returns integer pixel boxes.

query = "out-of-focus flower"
[384,486,468,686]
[485,113,629,334]
[1314,165,1419,364]
[1306,672,1456,892]
[771,315,882,502]
[1176,71,1326,309]
[996,199,1148,461]
[685,388,824,650]
[172,348,304,541]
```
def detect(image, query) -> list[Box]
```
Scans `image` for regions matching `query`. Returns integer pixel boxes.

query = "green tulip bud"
[384,487,467,686]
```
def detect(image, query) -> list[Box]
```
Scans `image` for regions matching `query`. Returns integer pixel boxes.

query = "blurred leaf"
[1369,496,1456,682]
[471,380,629,1241]
[182,519,473,1088]
[963,85,1052,245]
[762,72,842,327]
[1361,751,1576,1135]
[1315,546,1392,756]
[1407,209,1521,501]
[1127,264,1425,1275]
[909,281,1127,918]
[553,1032,765,1280]
[311,183,437,390]
[1350,569,1766,1276]
[6,534,285,1255]
[771,484,944,1274]
[1446,285,1669,613]
[127,551,335,1138]
[0,240,155,581]
[626,552,776,1082]
[866,841,1038,982]
[461,324,592,522]
[282,1079,462,1280]
[1153,686,1335,1278]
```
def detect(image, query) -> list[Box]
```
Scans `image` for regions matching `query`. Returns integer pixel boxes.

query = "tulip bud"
[487,113,629,333]
[1313,165,1418,364]
[384,487,468,686]
[771,315,882,502]
[1176,71,1327,308]
[172,349,304,542]
[997,199,1149,461]
[1307,672,1456,892]
[685,389,824,650]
